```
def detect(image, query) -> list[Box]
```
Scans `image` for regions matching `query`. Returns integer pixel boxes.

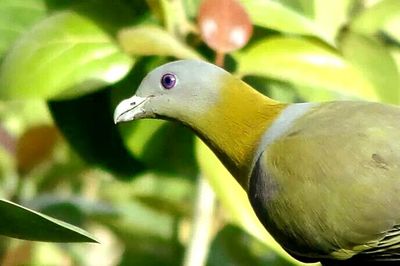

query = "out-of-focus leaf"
[101,201,176,240]
[183,0,201,18]
[48,88,145,179]
[243,76,298,103]
[0,199,97,242]
[208,224,295,266]
[0,100,53,137]
[0,0,46,57]
[0,11,133,100]
[313,0,354,42]
[195,139,305,265]
[98,198,183,266]
[16,125,59,175]
[235,37,378,101]
[296,0,315,16]
[131,174,194,215]
[384,16,400,43]
[350,0,400,35]
[103,173,194,215]
[118,25,202,59]
[198,0,253,53]
[0,124,15,155]
[27,195,117,227]
[339,31,400,104]
[391,48,400,71]
[240,0,333,45]
[295,85,342,102]
[159,0,193,39]
[120,120,198,179]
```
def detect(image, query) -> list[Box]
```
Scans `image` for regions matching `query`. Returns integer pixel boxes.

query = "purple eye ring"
[161,73,177,89]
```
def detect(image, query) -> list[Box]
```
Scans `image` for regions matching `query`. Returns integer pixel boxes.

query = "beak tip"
[113,111,121,125]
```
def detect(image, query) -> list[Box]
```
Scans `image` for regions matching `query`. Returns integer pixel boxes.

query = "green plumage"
[249,101,400,264]
[114,60,400,265]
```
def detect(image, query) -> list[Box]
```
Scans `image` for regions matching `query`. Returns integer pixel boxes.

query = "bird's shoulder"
[249,101,400,260]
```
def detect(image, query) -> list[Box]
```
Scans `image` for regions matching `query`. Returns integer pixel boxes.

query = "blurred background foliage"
[0,0,399,265]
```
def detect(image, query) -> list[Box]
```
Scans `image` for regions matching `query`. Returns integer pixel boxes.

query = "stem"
[215,51,225,67]
[183,176,216,266]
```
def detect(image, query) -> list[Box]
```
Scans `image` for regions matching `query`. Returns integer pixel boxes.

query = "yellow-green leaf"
[339,31,400,104]
[240,0,333,45]
[350,0,400,35]
[118,25,203,59]
[235,37,378,101]
[0,199,97,242]
[0,0,46,56]
[0,11,133,100]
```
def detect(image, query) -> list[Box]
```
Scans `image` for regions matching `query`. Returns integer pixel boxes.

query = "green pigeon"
[114,60,400,265]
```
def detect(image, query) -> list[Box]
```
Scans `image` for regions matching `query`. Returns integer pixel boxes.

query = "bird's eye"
[161,73,177,89]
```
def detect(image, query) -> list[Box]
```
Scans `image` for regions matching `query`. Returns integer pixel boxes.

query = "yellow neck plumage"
[189,76,287,189]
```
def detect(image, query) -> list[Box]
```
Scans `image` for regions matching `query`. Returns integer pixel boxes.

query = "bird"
[114,59,400,265]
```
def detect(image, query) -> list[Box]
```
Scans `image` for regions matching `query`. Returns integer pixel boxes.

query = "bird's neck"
[189,77,287,190]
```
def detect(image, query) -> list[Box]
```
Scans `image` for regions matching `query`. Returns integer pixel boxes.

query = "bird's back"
[249,101,400,263]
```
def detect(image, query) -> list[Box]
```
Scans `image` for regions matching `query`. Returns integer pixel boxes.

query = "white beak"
[114,95,152,124]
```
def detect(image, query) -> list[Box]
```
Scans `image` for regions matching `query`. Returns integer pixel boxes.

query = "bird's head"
[114,60,229,125]
[114,59,283,188]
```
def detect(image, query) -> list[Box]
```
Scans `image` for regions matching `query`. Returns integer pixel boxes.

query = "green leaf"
[0,199,97,242]
[313,0,354,42]
[235,37,378,101]
[0,11,134,100]
[119,120,199,178]
[384,16,400,44]
[183,0,201,18]
[295,85,343,102]
[195,139,305,265]
[339,31,400,104]
[350,0,400,35]
[102,173,194,216]
[28,195,117,227]
[0,0,46,57]
[118,25,203,59]
[208,225,295,266]
[48,88,145,179]
[240,0,334,45]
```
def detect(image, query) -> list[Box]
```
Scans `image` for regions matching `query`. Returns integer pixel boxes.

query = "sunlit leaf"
[0,199,97,242]
[16,125,59,175]
[0,11,133,100]
[350,0,400,35]
[118,25,202,59]
[339,31,400,104]
[195,139,305,265]
[159,0,194,39]
[296,0,315,17]
[313,0,354,43]
[384,15,400,44]
[235,37,378,101]
[198,0,253,53]
[240,0,334,45]
[0,0,46,57]
[295,85,342,102]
